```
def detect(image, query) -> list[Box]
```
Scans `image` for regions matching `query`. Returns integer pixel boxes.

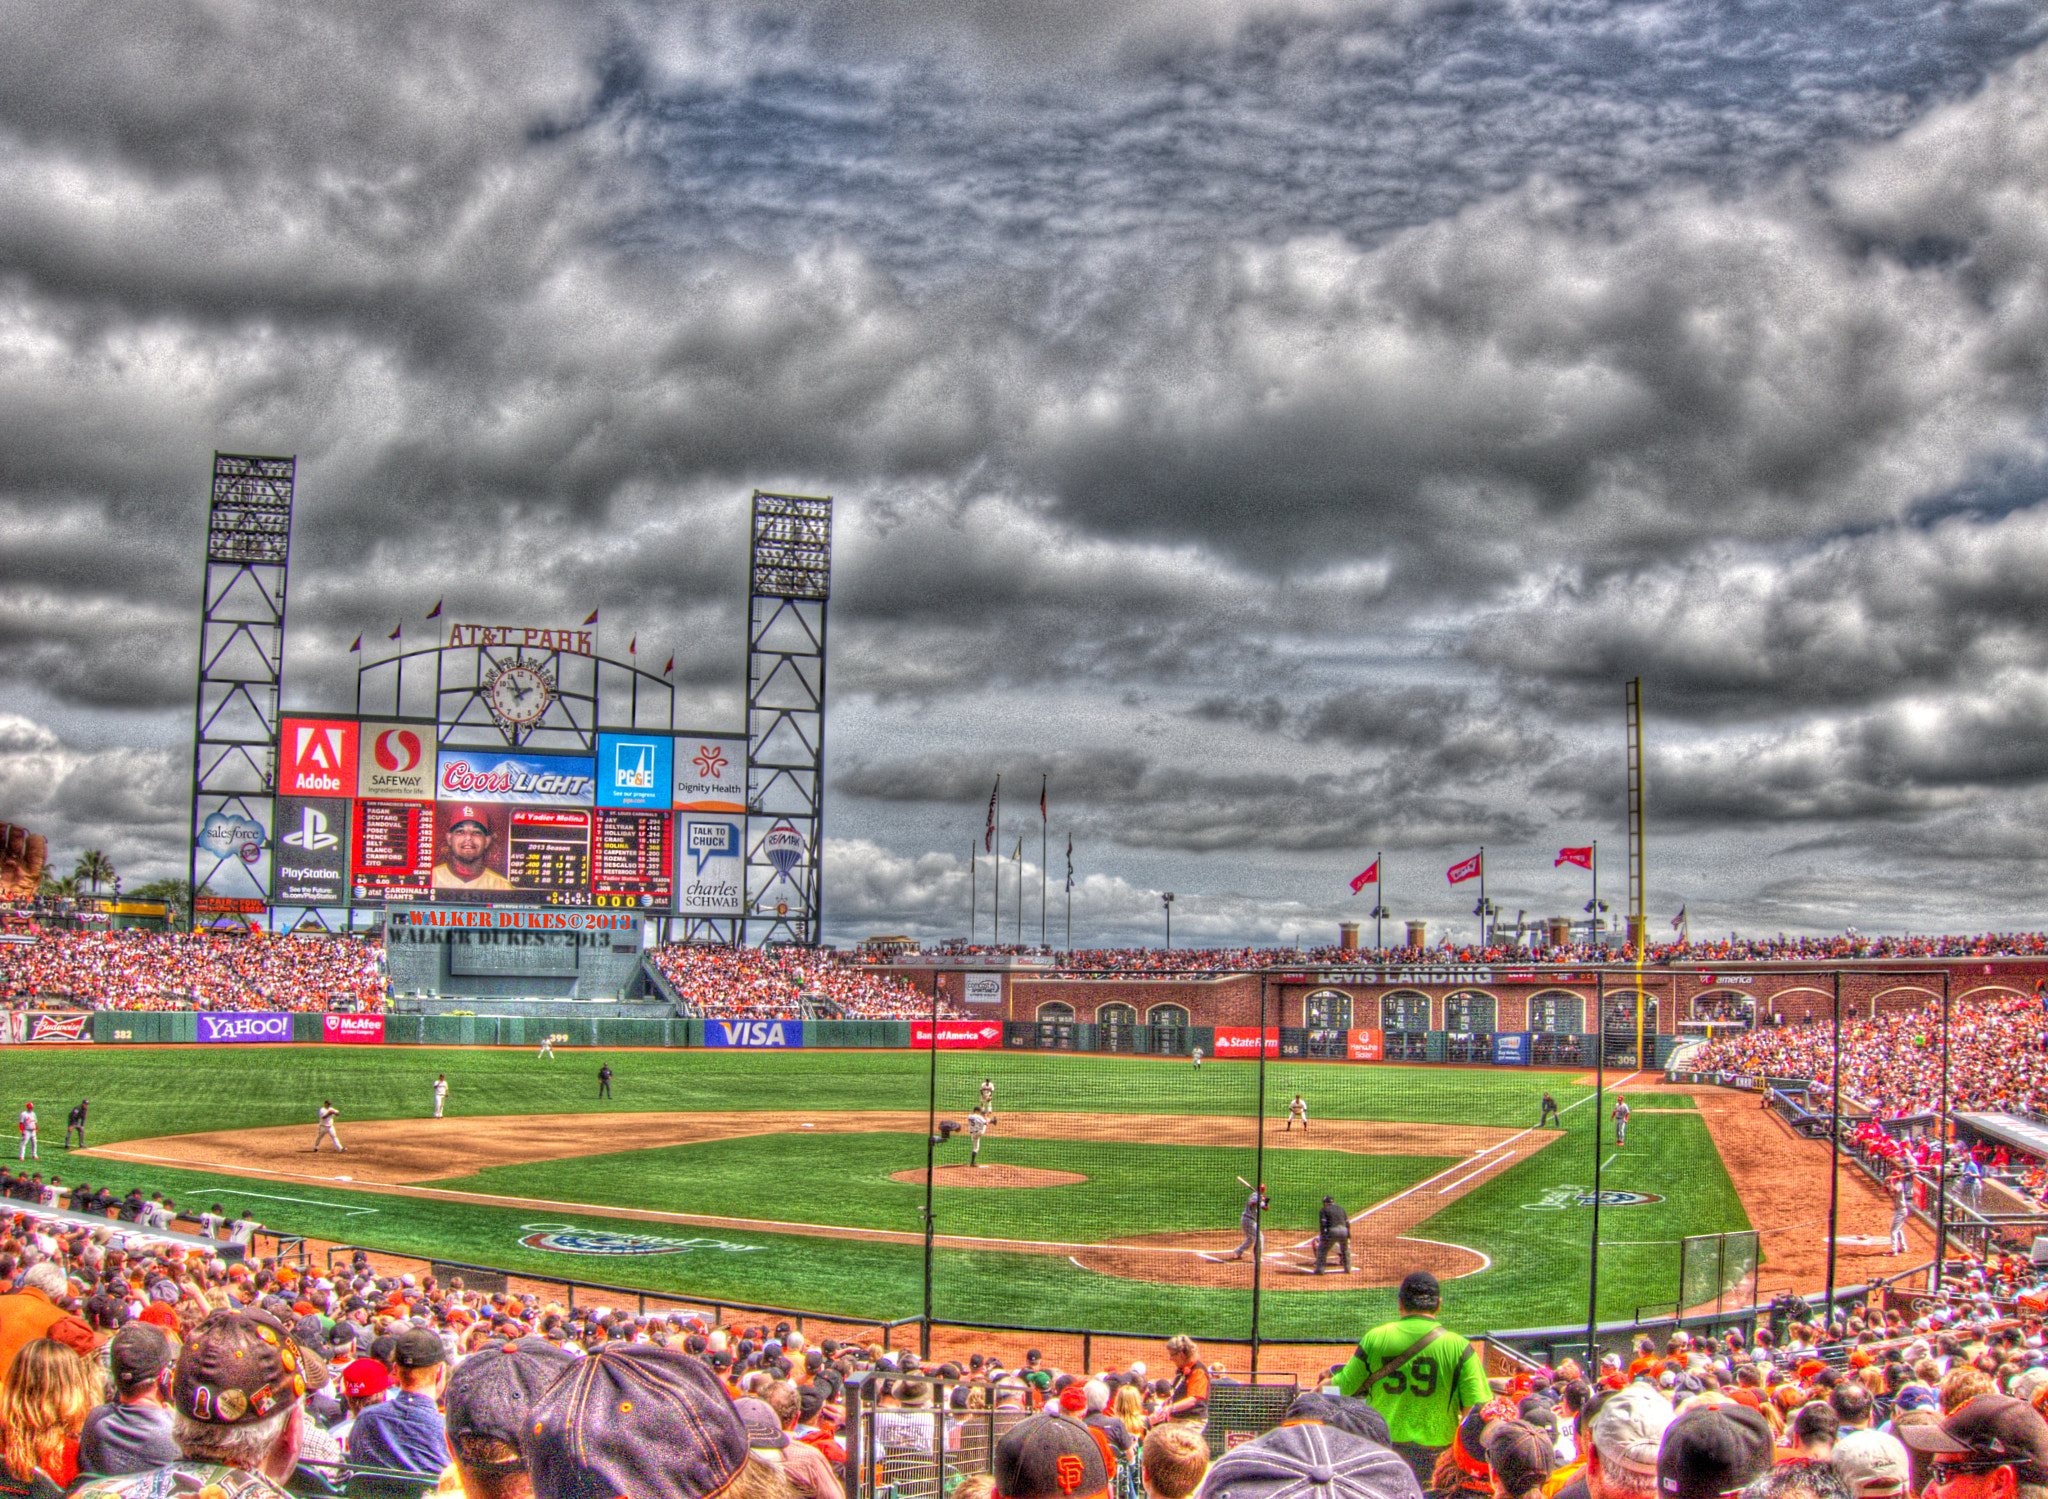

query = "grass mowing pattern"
[7,1045,1746,1336]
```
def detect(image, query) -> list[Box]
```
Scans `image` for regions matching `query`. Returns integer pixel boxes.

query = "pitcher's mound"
[890,1165,1088,1188]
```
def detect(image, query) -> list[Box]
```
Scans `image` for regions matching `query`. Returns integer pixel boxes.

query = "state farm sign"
[321,1014,386,1044]
[911,1021,1003,1051]
[1212,1027,1280,1058]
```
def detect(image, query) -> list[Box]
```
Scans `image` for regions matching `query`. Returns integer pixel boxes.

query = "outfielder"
[64,1099,87,1150]
[1612,1097,1630,1146]
[1191,1047,1203,1070]
[1285,1094,1308,1133]
[1538,1092,1561,1128]
[967,1107,989,1166]
[1228,1182,1267,1261]
[16,1102,35,1161]
[538,1033,556,1060]
[432,1074,448,1119]
[313,1099,344,1153]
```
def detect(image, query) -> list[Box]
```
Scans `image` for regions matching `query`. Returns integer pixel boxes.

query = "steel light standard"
[1162,892,1174,950]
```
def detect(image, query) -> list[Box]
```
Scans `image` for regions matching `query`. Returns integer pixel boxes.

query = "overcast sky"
[6,0,2048,948]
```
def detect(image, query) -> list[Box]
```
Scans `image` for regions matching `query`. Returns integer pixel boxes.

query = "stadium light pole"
[1162,893,1173,951]
[921,973,939,1358]
[1824,969,1842,1324]
[1587,970,1605,1366]
[1250,972,1268,1380]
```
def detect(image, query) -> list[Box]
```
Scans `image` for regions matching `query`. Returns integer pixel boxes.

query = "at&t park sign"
[444,622,595,654]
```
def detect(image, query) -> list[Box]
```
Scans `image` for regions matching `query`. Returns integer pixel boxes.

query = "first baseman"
[313,1099,344,1153]
[432,1074,448,1119]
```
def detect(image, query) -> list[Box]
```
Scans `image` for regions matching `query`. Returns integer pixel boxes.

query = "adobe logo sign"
[357,723,432,801]
[280,719,359,796]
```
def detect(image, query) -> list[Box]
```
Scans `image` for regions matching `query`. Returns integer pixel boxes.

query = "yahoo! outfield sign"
[197,1013,292,1044]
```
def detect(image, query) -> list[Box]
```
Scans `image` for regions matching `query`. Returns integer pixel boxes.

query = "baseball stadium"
[3,464,2047,1494]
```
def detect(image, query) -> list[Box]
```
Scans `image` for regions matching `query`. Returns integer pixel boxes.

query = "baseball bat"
[1236,1175,1252,1189]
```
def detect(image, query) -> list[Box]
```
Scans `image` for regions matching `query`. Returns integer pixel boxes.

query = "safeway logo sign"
[359,724,432,801]
[280,719,358,796]
[912,1021,1003,1051]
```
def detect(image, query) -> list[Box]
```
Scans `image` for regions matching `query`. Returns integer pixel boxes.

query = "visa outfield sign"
[197,1013,292,1044]
[703,1019,802,1048]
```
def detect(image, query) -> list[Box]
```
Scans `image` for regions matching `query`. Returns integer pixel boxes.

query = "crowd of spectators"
[4,1189,2048,1499]
[0,933,385,1013]
[649,945,965,1020]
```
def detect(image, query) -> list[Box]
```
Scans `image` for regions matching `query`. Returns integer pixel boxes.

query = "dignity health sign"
[197,1013,292,1044]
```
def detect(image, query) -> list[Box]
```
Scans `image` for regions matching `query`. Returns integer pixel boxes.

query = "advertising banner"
[0,1014,91,1044]
[703,1019,803,1048]
[321,1014,386,1044]
[358,723,433,801]
[1346,1029,1384,1061]
[278,719,359,797]
[194,897,266,915]
[676,815,744,915]
[436,750,595,806]
[597,735,674,811]
[963,974,1004,1005]
[911,1020,1005,1050]
[1212,1027,1281,1058]
[196,1013,292,1044]
[673,736,747,812]
[195,811,266,866]
[273,795,350,905]
[353,800,435,902]
[591,808,671,909]
[1492,1032,1531,1065]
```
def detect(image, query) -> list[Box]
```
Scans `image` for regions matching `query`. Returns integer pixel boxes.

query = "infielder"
[313,1099,344,1153]
[16,1102,36,1161]
[1890,1172,1912,1255]
[979,1077,995,1113]
[967,1107,989,1166]
[64,1099,88,1150]
[1285,1094,1308,1133]
[538,1033,556,1060]
[1228,1182,1267,1261]
[1612,1097,1631,1146]
[1538,1092,1561,1128]
[432,1074,448,1119]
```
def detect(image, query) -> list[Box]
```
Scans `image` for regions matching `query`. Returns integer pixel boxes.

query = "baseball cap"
[1833,1431,1912,1497]
[1901,1395,2048,1485]
[994,1412,1111,1499]
[1656,1402,1772,1499]
[1593,1383,1675,1474]
[524,1347,749,1499]
[394,1327,446,1367]
[109,1322,173,1388]
[174,1309,307,1426]
[341,1357,392,1401]
[451,805,489,831]
[1398,1271,1441,1310]
[1282,1391,1392,1450]
[733,1396,790,1450]
[445,1337,577,1474]
[1204,1420,1423,1499]
[1485,1420,1556,1496]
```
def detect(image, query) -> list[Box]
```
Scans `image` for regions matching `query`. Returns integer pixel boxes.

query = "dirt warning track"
[84,1110,1541,1291]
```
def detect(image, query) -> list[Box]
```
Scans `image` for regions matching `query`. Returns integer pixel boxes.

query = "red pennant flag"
[1447,852,1483,884]
[1350,860,1379,894]
[663,655,674,675]
[984,777,999,852]
[1555,846,1593,869]
[425,599,442,619]
[583,608,599,625]
[1040,774,1047,822]
[387,622,402,641]
[628,636,636,655]
[349,635,362,654]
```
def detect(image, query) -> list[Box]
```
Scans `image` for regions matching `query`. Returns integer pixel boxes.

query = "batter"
[1228,1182,1266,1261]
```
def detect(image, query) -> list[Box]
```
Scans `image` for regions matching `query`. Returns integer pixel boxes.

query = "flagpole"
[1040,774,1048,951]
[1014,837,1023,946]
[1065,834,1073,952]
[1591,840,1600,947]
[993,779,1001,946]
[1478,845,1486,948]
[1375,855,1384,952]
[970,847,976,946]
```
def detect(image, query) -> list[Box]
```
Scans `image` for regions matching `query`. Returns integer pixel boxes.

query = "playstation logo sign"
[282,805,339,852]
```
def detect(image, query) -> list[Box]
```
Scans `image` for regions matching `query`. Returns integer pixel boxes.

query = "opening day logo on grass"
[518,1223,763,1256]
[1522,1185,1666,1211]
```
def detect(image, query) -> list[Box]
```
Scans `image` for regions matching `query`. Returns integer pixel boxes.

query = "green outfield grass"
[1,1044,1747,1338]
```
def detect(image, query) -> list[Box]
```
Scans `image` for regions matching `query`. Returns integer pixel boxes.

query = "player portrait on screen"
[432,802,513,891]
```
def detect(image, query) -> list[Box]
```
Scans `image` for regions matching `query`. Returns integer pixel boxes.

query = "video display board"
[278,716,741,911]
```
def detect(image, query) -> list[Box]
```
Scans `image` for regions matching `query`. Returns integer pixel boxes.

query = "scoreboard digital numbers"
[591,808,672,908]
[1531,993,1583,1033]
[1386,993,1431,1031]
[352,800,433,900]
[509,809,592,903]
[1444,991,1495,1033]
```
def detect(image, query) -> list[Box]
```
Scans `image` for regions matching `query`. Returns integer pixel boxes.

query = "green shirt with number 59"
[1332,1312,1490,1447]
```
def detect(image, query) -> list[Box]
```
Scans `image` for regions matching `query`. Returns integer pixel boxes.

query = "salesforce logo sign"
[196,1013,293,1044]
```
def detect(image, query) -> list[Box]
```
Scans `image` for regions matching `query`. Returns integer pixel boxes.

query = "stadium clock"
[484,659,555,729]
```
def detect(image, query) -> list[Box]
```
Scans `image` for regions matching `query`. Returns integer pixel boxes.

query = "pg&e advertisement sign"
[704,1019,802,1048]
[197,1013,292,1044]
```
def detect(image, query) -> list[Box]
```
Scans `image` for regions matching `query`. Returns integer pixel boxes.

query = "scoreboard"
[282,715,749,914]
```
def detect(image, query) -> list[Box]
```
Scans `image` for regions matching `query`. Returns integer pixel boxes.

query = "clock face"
[485,661,554,727]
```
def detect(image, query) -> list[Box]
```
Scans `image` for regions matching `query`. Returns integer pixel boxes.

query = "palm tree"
[73,850,115,896]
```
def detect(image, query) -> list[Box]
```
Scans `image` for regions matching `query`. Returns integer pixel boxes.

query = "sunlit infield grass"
[6,1046,1749,1336]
